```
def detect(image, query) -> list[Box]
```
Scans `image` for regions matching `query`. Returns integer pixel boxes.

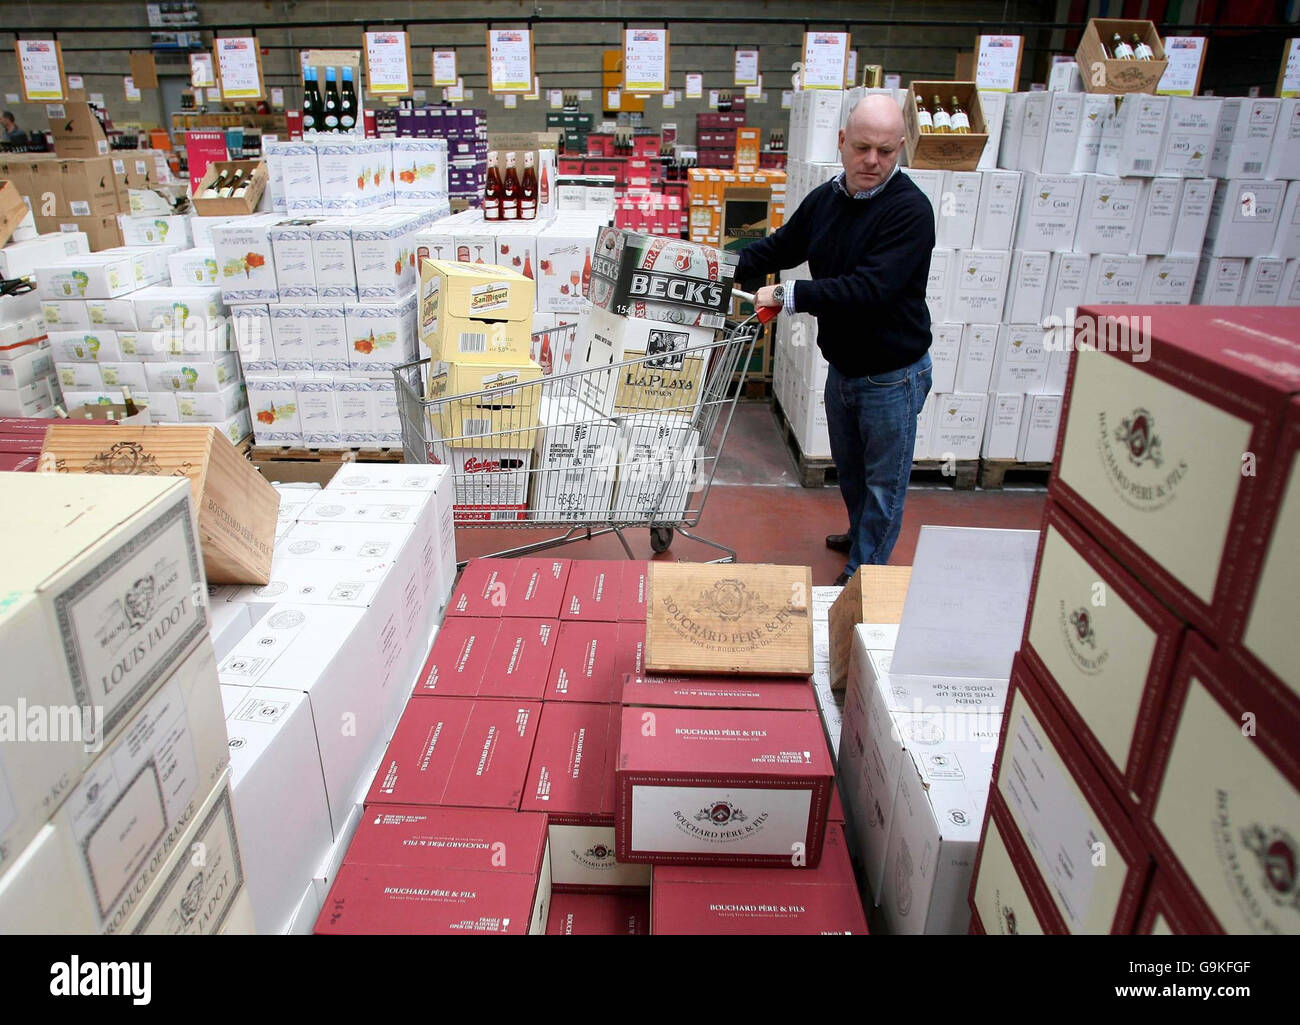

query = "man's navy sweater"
[735,171,935,378]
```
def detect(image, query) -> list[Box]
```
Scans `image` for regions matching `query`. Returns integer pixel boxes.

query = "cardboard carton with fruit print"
[392,138,450,206]
[345,292,418,375]
[353,211,423,300]
[210,214,282,303]
[247,375,302,444]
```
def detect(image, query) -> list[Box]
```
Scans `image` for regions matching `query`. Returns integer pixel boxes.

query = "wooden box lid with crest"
[40,424,279,585]
[645,562,813,675]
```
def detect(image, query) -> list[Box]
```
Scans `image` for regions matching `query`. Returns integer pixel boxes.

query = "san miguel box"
[317,807,551,935]
[1138,632,1300,935]
[650,824,866,934]
[645,562,814,676]
[521,702,652,892]
[586,226,738,330]
[615,706,833,868]
[1051,306,1300,638]
[1021,501,1185,809]
[367,697,541,810]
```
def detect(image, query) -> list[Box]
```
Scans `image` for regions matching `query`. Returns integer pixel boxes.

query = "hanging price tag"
[801,31,849,90]
[526,75,541,100]
[504,93,518,108]
[15,39,66,102]
[445,78,465,102]
[364,31,413,97]
[607,89,621,110]
[623,27,669,94]
[1277,38,1300,98]
[663,91,676,109]
[488,29,534,93]
[708,89,720,108]
[975,35,1023,92]
[67,74,84,92]
[432,49,457,87]
[685,73,703,99]
[1157,37,1207,96]
[190,52,216,88]
[733,48,759,87]
[549,89,564,108]
[846,50,858,88]
[781,90,793,109]
[124,76,142,102]
[745,76,762,99]
[270,86,285,108]
[213,36,265,101]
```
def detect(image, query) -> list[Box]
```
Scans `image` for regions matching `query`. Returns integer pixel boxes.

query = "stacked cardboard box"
[212,462,456,933]
[0,153,129,250]
[773,88,1300,472]
[968,307,1299,935]
[687,168,787,248]
[0,472,251,934]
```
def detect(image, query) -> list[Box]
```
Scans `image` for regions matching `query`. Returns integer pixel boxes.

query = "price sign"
[213,36,265,101]
[1157,37,1207,96]
[487,28,534,93]
[67,74,84,92]
[549,89,564,108]
[445,78,464,102]
[607,89,621,110]
[884,73,901,89]
[578,88,593,101]
[190,52,216,88]
[504,94,518,108]
[733,48,759,87]
[745,77,762,99]
[708,89,720,108]
[124,76,142,102]
[623,27,669,94]
[1277,38,1300,98]
[801,31,849,90]
[364,31,413,96]
[432,48,457,87]
[15,39,67,102]
[685,73,703,99]
[270,86,285,108]
[662,91,676,109]
[781,90,793,109]
[846,50,858,88]
[975,34,1023,92]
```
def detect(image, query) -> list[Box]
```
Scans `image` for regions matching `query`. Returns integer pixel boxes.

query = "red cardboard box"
[481,618,559,700]
[1134,871,1218,935]
[615,706,833,868]
[318,808,552,935]
[522,701,652,891]
[587,135,614,158]
[368,697,541,810]
[546,891,650,934]
[620,672,818,711]
[0,452,39,471]
[559,158,585,174]
[1021,500,1185,809]
[994,656,1151,932]
[1227,394,1299,724]
[619,561,649,621]
[447,558,517,617]
[412,617,500,696]
[633,135,661,158]
[561,560,624,621]
[968,791,1068,935]
[501,557,571,619]
[1139,631,1300,935]
[545,620,622,702]
[1051,306,1300,637]
[650,824,866,934]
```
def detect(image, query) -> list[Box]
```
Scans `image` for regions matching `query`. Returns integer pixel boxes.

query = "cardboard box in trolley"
[427,358,543,450]
[614,705,834,868]
[532,396,619,522]
[418,260,534,364]
[522,701,652,892]
[587,226,738,330]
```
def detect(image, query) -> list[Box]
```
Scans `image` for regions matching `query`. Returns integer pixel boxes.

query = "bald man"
[737,94,935,585]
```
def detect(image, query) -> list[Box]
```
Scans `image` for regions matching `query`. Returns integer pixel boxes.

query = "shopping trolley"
[393,291,776,565]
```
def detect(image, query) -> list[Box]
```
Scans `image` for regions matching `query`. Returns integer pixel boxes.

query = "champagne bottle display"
[915,94,933,133]
[521,151,538,220]
[1132,33,1154,60]
[340,67,358,131]
[484,150,503,221]
[950,95,970,134]
[931,95,951,133]
[502,152,521,220]
[323,67,341,130]
[301,67,320,132]
[1111,33,1135,59]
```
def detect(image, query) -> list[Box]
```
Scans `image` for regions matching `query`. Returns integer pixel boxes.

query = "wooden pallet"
[979,459,1052,490]
[909,458,979,490]
[741,377,773,400]
[773,395,837,488]
[251,445,404,464]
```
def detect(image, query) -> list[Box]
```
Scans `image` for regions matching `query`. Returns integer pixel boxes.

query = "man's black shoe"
[833,571,852,586]
[825,533,852,554]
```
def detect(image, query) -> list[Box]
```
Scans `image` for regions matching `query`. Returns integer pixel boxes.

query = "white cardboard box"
[976,90,1007,171]
[531,395,619,521]
[310,217,360,299]
[1135,178,1182,255]
[992,323,1051,394]
[1013,173,1083,252]
[1210,97,1281,179]
[1084,253,1146,305]
[269,220,319,300]
[972,170,1022,251]
[1004,250,1052,324]
[948,249,1009,324]
[1203,178,1287,258]
[1169,177,1217,255]
[930,392,989,460]
[1039,92,1083,175]
[1263,97,1300,180]
[223,684,334,935]
[1156,97,1220,178]
[1016,393,1062,462]
[925,247,956,323]
[1097,93,1168,177]
[929,323,962,394]
[1193,255,1246,305]
[168,247,219,288]
[1073,174,1144,255]
[210,214,281,303]
[955,324,999,395]
[1241,256,1287,305]
[982,392,1026,459]
[1014,91,1051,173]
[936,171,981,250]
[1270,180,1300,260]
[1138,254,1198,305]
[1072,94,1114,174]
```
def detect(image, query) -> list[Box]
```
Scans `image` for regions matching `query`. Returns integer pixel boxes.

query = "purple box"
[396,109,416,137]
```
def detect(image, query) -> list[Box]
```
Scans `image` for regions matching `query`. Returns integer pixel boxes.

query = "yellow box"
[427,358,544,449]
[418,259,535,364]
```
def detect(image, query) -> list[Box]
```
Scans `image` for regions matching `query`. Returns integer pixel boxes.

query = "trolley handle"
[731,288,779,325]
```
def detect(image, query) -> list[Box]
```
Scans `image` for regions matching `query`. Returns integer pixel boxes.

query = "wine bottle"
[202,167,229,198]
[931,95,951,133]
[950,96,970,134]
[1132,34,1154,61]
[340,67,358,131]
[581,247,591,294]
[502,151,521,220]
[121,387,138,417]
[522,250,533,279]
[539,157,549,208]
[323,67,341,131]
[484,150,504,221]
[915,94,933,134]
[220,168,244,198]
[302,67,320,132]
[232,167,252,198]
[1112,33,1135,60]
[520,151,538,220]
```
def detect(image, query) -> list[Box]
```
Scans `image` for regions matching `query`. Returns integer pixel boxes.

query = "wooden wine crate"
[827,564,913,691]
[645,562,813,676]
[40,424,279,585]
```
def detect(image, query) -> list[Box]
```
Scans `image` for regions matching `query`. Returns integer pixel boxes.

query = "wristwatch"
[770,284,785,305]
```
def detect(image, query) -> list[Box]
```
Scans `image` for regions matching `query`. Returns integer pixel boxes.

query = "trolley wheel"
[650,527,674,553]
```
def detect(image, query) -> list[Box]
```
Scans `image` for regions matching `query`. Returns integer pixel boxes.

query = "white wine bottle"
[931,95,952,133]
[950,95,970,134]
[915,94,933,134]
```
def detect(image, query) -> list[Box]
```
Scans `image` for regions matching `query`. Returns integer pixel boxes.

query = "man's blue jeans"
[824,354,932,576]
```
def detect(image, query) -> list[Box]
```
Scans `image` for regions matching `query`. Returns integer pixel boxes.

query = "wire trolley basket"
[392,293,767,564]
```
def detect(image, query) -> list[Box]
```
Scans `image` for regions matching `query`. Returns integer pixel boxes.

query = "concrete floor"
[455,400,1047,580]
